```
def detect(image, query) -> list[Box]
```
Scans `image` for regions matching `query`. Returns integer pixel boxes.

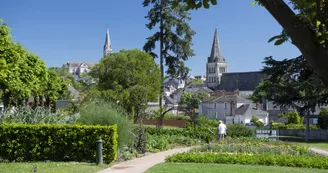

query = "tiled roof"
[218,71,266,91]
[235,104,250,115]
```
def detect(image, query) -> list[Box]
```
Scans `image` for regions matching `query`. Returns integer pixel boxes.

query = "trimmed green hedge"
[0,124,118,163]
[144,126,216,142]
[166,152,328,169]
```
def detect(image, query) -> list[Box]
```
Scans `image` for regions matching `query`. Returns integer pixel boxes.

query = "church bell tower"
[206,28,228,89]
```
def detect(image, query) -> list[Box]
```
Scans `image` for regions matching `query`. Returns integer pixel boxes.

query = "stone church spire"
[103,28,112,57]
[209,28,224,63]
[206,28,228,89]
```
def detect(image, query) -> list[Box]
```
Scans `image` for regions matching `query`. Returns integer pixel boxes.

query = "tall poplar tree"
[143,0,195,125]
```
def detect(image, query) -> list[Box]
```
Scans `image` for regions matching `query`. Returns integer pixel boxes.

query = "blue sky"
[1,0,300,76]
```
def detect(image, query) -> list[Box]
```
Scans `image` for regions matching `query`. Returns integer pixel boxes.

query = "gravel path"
[310,147,328,156]
[98,147,192,173]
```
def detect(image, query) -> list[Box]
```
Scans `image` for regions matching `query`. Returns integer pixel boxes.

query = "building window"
[225,102,227,109]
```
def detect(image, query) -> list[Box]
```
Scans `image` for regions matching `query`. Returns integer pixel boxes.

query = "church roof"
[218,71,266,91]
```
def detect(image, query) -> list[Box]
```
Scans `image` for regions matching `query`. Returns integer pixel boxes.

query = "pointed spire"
[209,28,223,62]
[103,27,112,57]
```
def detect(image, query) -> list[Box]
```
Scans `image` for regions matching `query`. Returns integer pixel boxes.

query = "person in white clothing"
[217,120,227,140]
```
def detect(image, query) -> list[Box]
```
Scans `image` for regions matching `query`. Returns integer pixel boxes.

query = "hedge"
[144,126,216,141]
[0,124,118,163]
[144,125,254,141]
[166,152,328,169]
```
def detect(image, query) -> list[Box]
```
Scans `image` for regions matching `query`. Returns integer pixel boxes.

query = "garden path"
[310,148,328,156]
[98,147,192,173]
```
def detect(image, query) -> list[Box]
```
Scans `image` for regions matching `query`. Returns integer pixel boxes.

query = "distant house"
[164,78,185,90]
[199,91,269,126]
[66,62,97,77]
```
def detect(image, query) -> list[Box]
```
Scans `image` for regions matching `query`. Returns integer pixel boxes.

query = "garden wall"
[137,120,187,128]
[279,129,328,141]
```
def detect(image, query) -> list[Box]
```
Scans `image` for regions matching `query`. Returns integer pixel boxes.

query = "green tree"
[174,0,328,87]
[251,56,328,116]
[251,115,264,128]
[190,78,204,84]
[143,0,196,125]
[287,110,303,124]
[179,92,209,129]
[49,66,84,91]
[318,108,328,129]
[0,19,68,109]
[90,49,161,117]
[43,70,68,111]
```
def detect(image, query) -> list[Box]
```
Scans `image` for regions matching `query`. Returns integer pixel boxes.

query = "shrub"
[163,113,191,121]
[191,143,314,156]
[145,126,215,141]
[271,123,318,130]
[166,152,328,169]
[0,106,79,124]
[78,101,133,149]
[132,125,147,154]
[196,116,219,128]
[0,124,118,163]
[226,124,255,138]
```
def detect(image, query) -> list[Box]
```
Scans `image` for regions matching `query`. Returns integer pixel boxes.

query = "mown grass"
[0,162,109,173]
[145,163,328,173]
[301,142,328,150]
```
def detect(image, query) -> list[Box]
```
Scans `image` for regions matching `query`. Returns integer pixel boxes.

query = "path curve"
[98,147,192,173]
[310,147,328,156]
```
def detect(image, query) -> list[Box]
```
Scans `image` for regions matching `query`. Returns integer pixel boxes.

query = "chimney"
[231,100,236,116]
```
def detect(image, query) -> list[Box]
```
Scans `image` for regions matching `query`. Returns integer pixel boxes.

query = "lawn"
[301,142,328,150]
[145,163,328,173]
[0,162,109,173]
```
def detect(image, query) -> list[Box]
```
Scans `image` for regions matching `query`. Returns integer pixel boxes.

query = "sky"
[1,0,300,76]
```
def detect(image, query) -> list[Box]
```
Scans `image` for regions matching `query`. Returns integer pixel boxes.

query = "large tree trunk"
[259,0,328,86]
[158,0,165,128]
[2,90,10,108]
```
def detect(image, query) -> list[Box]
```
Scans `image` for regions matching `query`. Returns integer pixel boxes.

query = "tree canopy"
[251,55,328,115]
[0,19,68,108]
[90,49,161,119]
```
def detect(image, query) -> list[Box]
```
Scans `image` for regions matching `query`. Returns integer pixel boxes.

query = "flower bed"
[165,141,328,169]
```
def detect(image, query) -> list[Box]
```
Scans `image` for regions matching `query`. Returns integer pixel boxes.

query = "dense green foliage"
[318,108,328,129]
[226,124,255,138]
[0,124,118,163]
[78,101,133,149]
[251,115,265,128]
[90,49,161,120]
[143,0,195,77]
[271,122,318,130]
[179,92,209,126]
[0,19,68,108]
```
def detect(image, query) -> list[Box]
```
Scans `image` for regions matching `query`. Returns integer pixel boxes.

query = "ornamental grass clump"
[78,101,133,149]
